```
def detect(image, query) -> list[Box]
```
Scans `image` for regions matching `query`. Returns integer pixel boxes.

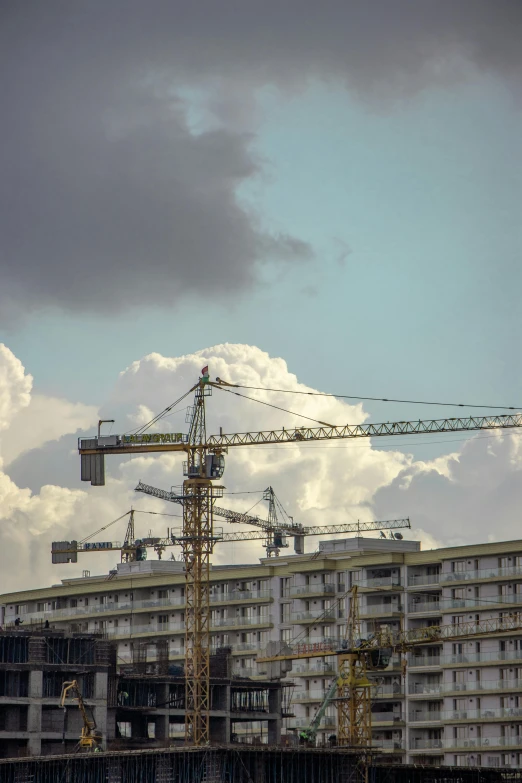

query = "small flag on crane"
[201,365,209,378]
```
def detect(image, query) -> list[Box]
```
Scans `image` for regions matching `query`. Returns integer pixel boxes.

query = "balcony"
[409,682,443,696]
[442,678,522,694]
[212,615,272,628]
[292,662,336,676]
[106,622,184,638]
[293,689,327,703]
[408,601,441,615]
[361,604,403,617]
[409,738,444,750]
[443,707,522,721]
[372,684,405,698]
[444,736,522,750]
[290,584,336,598]
[441,594,522,611]
[409,711,441,723]
[408,655,441,668]
[441,649,522,666]
[210,589,272,603]
[441,564,522,584]
[408,573,441,587]
[371,712,404,724]
[371,739,404,751]
[352,576,401,590]
[290,610,336,623]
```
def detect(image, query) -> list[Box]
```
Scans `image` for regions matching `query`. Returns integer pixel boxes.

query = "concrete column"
[27,670,42,756]
[94,671,108,749]
[268,687,282,745]
[154,713,168,742]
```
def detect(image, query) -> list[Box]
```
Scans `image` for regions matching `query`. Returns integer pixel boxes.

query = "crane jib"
[206,413,522,446]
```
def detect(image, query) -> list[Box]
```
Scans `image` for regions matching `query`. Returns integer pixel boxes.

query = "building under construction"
[0,629,285,758]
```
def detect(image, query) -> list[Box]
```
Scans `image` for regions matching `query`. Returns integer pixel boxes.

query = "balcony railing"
[212,615,272,628]
[290,610,336,622]
[441,649,522,665]
[443,736,522,749]
[443,707,522,721]
[292,662,336,676]
[373,684,405,697]
[441,565,522,583]
[293,690,327,702]
[409,738,444,750]
[290,584,336,597]
[440,594,522,611]
[408,573,441,587]
[371,739,404,750]
[362,604,403,616]
[371,712,403,723]
[408,601,441,614]
[409,711,441,723]
[409,682,443,696]
[211,589,272,603]
[105,622,184,638]
[352,576,401,589]
[440,678,522,693]
[408,655,441,668]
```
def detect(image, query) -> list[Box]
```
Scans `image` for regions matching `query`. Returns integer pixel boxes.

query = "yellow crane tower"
[78,367,522,744]
[258,591,522,748]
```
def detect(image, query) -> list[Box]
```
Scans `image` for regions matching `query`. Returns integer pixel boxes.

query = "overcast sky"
[0,2,521,591]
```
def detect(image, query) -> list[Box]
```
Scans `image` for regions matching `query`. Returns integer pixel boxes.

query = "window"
[15,605,28,615]
[280,629,292,643]
[37,603,44,612]
[158,590,168,599]
[169,722,184,738]
[70,598,78,608]
[158,615,168,627]
[452,615,466,626]
[117,722,132,738]
[280,604,290,623]
[452,560,467,573]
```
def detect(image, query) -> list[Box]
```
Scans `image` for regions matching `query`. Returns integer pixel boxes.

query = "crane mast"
[181,374,225,744]
[78,371,522,746]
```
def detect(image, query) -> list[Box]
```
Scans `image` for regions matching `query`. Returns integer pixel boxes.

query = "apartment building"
[3,535,522,767]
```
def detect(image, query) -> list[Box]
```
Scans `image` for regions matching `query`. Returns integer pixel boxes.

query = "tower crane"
[134,481,411,557]
[78,367,522,744]
[258,589,522,749]
[52,508,411,563]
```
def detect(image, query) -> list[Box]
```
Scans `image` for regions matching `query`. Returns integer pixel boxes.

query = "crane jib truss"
[78,372,522,746]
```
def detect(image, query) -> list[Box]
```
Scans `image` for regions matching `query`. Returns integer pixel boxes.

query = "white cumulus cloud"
[0,342,521,593]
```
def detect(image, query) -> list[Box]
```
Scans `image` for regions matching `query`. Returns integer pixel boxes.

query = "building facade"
[2,535,522,767]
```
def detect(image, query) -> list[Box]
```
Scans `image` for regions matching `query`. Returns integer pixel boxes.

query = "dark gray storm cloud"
[1,1,520,320]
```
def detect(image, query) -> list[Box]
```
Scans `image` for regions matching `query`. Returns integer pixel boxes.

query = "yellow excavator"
[60,680,102,751]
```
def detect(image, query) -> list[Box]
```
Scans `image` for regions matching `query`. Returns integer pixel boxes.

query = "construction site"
[3,369,522,780]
